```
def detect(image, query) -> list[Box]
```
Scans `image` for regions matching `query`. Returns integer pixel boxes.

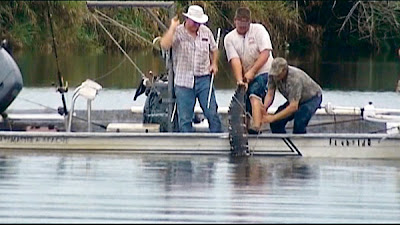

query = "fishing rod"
[207,28,221,109]
[47,1,68,116]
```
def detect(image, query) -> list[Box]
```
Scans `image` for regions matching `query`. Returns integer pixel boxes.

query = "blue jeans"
[246,73,268,114]
[174,75,222,133]
[270,94,322,134]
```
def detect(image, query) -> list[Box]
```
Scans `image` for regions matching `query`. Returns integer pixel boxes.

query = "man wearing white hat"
[160,5,222,133]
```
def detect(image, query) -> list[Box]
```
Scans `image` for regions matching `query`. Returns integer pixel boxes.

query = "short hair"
[234,7,251,21]
[269,57,288,76]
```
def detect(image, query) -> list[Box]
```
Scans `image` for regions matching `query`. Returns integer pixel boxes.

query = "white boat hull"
[0,131,398,159]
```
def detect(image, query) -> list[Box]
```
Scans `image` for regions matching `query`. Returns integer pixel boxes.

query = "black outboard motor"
[1,39,13,57]
[0,40,23,114]
[141,78,179,132]
[133,71,179,132]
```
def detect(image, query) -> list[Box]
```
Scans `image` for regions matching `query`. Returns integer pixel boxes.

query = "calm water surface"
[0,152,399,223]
[13,48,400,91]
[5,47,400,223]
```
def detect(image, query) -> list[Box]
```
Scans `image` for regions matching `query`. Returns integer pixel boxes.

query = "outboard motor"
[0,40,23,114]
[134,72,178,132]
[1,39,13,56]
[143,81,178,132]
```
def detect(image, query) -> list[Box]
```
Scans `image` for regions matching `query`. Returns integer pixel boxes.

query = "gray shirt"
[268,66,322,104]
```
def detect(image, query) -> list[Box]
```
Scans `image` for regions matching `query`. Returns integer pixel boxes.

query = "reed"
[1,1,400,53]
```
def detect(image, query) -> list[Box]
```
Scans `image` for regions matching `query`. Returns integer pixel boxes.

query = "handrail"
[67,80,102,132]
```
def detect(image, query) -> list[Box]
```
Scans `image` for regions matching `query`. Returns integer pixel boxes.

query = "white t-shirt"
[224,23,273,76]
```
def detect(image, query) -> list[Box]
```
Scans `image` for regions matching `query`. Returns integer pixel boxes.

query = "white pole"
[207,28,221,109]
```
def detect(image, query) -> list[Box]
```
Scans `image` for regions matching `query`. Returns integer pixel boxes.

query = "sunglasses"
[189,18,201,26]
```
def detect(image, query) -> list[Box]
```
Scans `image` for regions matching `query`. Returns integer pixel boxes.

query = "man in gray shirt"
[262,57,322,134]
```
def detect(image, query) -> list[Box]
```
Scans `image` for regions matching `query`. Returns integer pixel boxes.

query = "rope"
[93,57,127,83]
[66,9,165,87]
[91,13,145,78]
[18,96,108,130]
[259,116,363,133]
[94,9,160,51]
[369,124,400,134]
[232,94,252,119]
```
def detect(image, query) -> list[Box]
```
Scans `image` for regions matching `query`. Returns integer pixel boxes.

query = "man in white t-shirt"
[224,7,274,134]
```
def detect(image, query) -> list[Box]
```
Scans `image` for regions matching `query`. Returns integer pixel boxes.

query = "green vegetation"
[1,1,400,53]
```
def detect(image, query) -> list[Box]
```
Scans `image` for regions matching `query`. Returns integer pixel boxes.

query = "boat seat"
[106,123,160,133]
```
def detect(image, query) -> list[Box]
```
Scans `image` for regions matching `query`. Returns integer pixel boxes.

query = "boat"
[1,78,399,159]
[0,1,399,159]
[1,131,399,159]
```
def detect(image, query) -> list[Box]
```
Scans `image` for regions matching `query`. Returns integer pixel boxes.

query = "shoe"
[248,127,262,135]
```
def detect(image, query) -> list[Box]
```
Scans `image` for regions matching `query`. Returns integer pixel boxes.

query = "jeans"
[270,94,322,134]
[174,75,222,133]
[246,73,268,114]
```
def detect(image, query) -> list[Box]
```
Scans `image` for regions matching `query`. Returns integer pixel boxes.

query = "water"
[13,48,400,91]
[9,47,400,110]
[3,49,400,223]
[7,88,400,111]
[0,152,399,223]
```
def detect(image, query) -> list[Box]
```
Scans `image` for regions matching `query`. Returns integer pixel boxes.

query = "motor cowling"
[143,81,178,132]
[0,44,23,114]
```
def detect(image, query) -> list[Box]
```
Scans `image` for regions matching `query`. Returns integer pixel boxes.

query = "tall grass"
[1,1,400,53]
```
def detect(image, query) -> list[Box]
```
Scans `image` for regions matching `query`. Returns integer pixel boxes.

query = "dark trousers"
[270,94,322,134]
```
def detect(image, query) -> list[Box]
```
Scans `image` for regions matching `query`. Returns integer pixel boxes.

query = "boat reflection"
[0,152,399,223]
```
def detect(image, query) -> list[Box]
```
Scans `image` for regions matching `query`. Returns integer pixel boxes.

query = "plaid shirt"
[172,24,217,88]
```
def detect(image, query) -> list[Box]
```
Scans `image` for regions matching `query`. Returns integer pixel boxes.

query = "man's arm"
[160,16,180,50]
[210,49,219,75]
[263,87,275,111]
[224,36,245,85]
[244,49,270,82]
[263,99,299,123]
[230,58,244,84]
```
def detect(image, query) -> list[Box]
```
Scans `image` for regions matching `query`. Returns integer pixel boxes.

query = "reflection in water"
[229,157,315,187]
[230,157,269,187]
[0,156,19,180]
[14,48,400,91]
[0,152,399,223]
[142,156,217,193]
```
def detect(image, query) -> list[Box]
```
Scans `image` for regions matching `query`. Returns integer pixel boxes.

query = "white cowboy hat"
[182,5,208,24]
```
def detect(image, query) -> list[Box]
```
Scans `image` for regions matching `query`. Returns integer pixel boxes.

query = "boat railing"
[67,79,102,132]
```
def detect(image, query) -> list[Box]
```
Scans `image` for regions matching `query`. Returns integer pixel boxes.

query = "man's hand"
[160,16,180,49]
[244,69,255,83]
[210,62,218,75]
[237,80,248,90]
[170,16,180,29]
